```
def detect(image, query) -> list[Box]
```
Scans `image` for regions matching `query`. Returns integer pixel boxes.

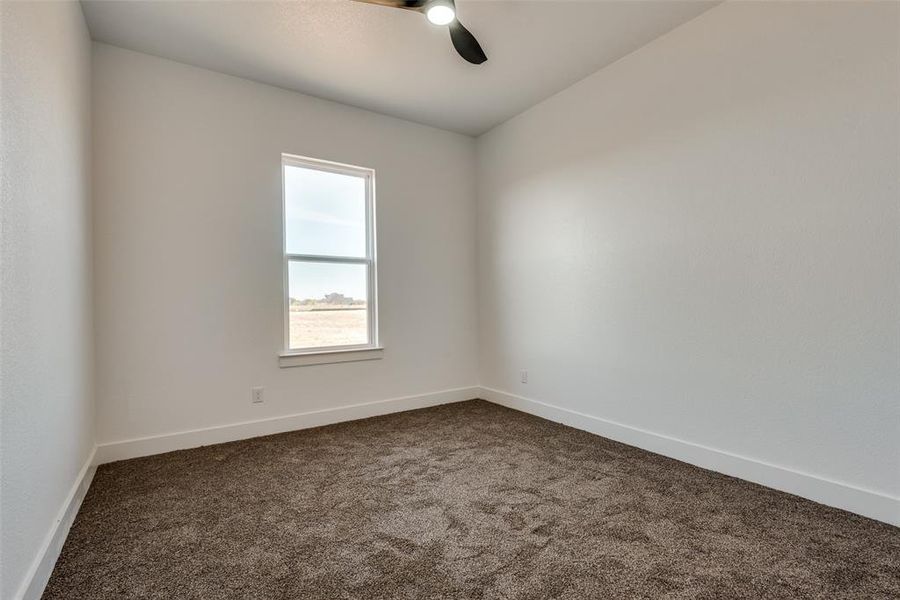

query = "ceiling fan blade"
[354,0,488,65]
[351,0,425,12]
[448,19,487,65]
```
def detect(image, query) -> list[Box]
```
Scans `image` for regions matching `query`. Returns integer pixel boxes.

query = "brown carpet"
[44,400,899,599]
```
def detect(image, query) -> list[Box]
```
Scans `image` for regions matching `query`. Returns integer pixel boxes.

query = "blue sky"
[288,261,366,302]
[285,165,368,301]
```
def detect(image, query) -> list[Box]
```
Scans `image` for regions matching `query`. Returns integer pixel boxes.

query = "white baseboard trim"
[480,386,900,527]
[16,447,97,600]
[95,386,481,464]
[21,384,894,600]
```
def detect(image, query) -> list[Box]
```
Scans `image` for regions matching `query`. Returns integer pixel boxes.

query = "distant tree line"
[290,292,364,307]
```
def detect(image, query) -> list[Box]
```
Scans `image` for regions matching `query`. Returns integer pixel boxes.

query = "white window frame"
[280,154,380,364]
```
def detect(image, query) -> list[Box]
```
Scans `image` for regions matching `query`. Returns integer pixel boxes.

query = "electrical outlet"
[251,387,264,404]
[520,370,528,384]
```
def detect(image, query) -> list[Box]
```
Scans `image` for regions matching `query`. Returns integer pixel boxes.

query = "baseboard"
[21,384,894,600]
[95,386,481,464]
[480,386,900,527]
[15,447,97,600]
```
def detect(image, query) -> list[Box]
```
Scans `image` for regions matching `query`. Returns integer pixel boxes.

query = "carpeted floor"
[44,400,899,599]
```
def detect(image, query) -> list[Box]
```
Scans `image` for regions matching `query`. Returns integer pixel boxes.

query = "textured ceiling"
[81,0,718,136]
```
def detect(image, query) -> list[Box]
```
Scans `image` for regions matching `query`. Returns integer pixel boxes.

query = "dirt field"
[289,308,367,349]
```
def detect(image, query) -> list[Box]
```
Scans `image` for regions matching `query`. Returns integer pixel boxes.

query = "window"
[281,154,379,360]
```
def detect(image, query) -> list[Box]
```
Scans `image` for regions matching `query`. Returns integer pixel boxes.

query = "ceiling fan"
[353,0,487,65]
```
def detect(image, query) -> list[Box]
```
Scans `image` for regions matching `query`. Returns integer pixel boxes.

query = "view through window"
[282,155,377,352]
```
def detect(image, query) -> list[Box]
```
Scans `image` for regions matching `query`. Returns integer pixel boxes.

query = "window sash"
[282,154,377,354]
[285,253,370,264]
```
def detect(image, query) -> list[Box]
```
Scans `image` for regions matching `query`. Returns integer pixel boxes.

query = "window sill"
[279,347,384,368]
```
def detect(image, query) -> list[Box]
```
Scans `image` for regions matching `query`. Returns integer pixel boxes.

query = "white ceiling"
[81,0,718,136]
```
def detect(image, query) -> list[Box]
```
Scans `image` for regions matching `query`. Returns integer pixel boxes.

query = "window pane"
[288,261,368,349]
[284,164,366,257]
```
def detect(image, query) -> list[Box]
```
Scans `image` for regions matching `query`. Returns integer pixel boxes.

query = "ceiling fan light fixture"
[425,0,455,26]
[352,0,485,64]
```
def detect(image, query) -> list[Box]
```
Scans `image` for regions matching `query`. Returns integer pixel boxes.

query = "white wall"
[0,2,95,598]
[92,44,479,446]
[477,0,899,518]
